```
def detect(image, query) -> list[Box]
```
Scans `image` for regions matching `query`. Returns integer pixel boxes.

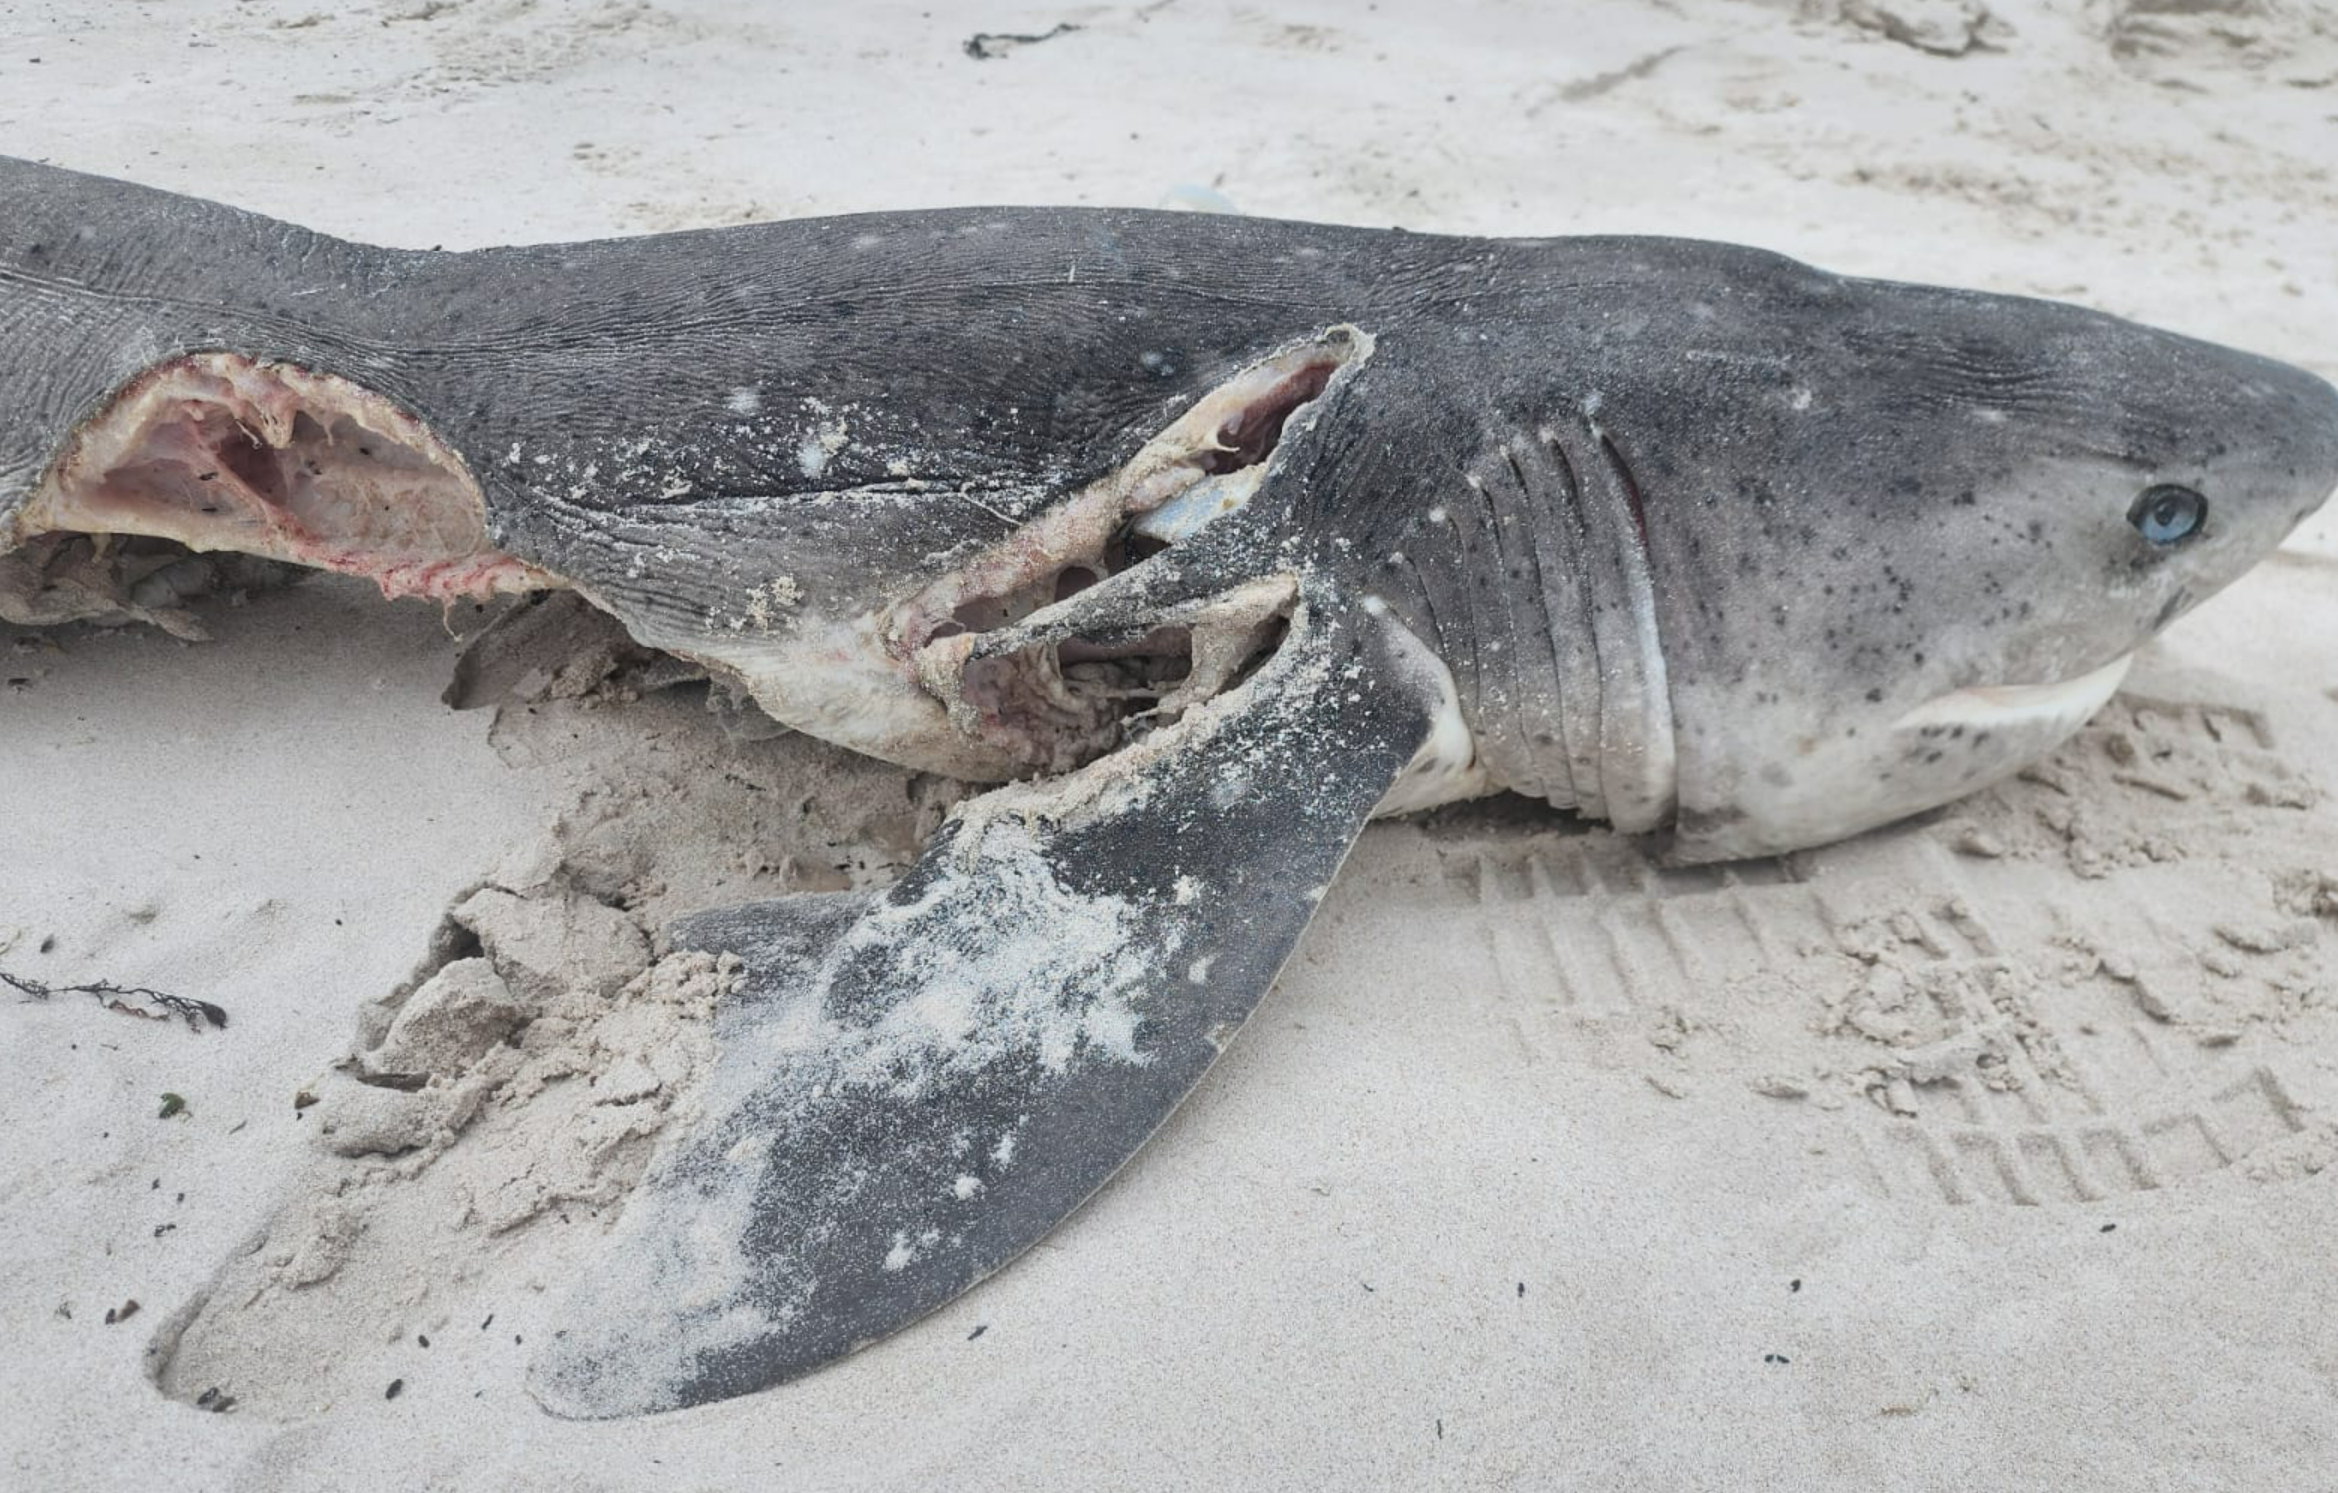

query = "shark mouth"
[5,353,554,617]
[883,329,1370,775]
[1892,652,2134,737]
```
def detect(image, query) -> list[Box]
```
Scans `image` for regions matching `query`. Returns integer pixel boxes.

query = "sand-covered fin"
[141,698,962,1423]
[528,598,1443,1417]
[8,352,558,604]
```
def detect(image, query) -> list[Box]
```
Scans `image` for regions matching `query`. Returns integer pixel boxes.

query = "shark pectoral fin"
[527,599,1442,1417]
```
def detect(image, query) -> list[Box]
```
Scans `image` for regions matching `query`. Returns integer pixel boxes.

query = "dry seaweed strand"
[1,969,228,1030]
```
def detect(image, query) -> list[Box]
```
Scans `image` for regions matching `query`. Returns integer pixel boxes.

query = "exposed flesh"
[10,353,553,603]
[886,329,1370,773]
[5,338,1369,791]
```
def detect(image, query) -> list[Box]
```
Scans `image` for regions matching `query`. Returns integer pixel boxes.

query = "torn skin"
[0,331,1368,797]
[8,352,557,607]
[884,328,1369,775]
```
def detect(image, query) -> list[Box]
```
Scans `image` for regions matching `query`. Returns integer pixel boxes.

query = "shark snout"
[2137,343,2338,587]
[2288,366,2338,522]
[2229,350,2338,532]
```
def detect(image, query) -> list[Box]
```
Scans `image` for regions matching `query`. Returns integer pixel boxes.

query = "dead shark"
[4,157,2334,1417]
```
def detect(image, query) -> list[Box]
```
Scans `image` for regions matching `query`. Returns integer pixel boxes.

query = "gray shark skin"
[4,157,2333,1416]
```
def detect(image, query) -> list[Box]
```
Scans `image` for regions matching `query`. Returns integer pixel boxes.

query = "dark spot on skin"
[1865,688,1883,703]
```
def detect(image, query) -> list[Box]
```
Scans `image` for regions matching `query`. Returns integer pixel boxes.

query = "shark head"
[1650,271,2338,860]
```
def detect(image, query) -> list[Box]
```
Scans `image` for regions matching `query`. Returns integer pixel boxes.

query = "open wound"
[10,352,552,605]
[887,327,1370,774]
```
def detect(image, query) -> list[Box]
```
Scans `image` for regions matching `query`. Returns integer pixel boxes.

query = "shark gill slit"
[1487,415,1674,829]
[1597,429,1651,545]
[1534,420,1610,817]
[1480,448,1552,804]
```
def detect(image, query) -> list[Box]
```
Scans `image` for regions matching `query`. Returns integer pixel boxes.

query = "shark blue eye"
[2129,484,2207,546]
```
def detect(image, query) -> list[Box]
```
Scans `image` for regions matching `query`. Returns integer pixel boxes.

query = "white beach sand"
[4,0,2337,1487]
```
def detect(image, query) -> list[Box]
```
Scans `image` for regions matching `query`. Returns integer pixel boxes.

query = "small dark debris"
[153,1222,176,1238]
[104,1299,140,1326]
[38,935,55,954]
[481,1314,495,1330]
[355,1069,428,1093]
[1516,1282,1525,1298]
[385,1378,404,1400]
[1435,1418,1444,1440]
[1790,1278,1802,1293]
[1361,1282,1375,1293]
[418,1334,431,1349]
[1763,1352,1792,1365]
[963,22,1079,59]
[18,968,226,1028]
[158,1093,187,1120]
[194,1386,237,1413]
[2,969,227,1030]
[514,1335,523,1345]
[293,1090,319,1111]
[2100,1222,2117,1233]
[967,1324,988,1341]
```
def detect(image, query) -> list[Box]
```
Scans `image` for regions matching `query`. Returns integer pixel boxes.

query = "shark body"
[4,158,2333,1414]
